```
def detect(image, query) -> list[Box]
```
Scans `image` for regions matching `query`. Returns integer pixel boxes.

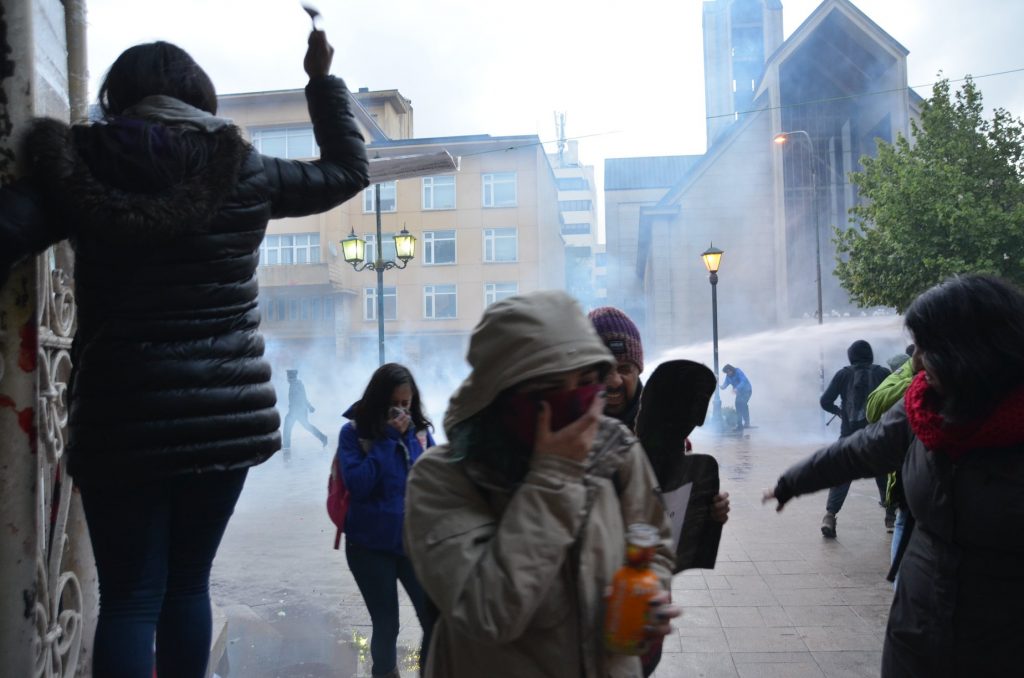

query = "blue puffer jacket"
[338,416,434,555]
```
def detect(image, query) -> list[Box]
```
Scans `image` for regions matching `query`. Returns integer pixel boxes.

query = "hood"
[23,116,249,242]
[847,339,874,365]
[443,290,615,436]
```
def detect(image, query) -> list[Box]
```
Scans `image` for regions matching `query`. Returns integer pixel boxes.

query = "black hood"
[847,339,874,365]
[23,117,250,242]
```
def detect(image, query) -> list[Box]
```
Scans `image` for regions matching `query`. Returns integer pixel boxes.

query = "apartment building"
[217,87,565,369]
[547,139,603,310]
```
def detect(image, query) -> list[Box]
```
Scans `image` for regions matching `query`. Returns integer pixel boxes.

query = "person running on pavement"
[404,291,679,678]
[817,340,890,538]
[283,368,328,449]
[338,363,435,678]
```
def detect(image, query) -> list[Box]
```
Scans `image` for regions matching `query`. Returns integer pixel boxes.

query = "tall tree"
[836,77,1024,311]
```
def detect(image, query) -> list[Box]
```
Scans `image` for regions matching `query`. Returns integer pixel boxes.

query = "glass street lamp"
[341,229,366,266]
[701,243,724,431]
[394,225,417,264]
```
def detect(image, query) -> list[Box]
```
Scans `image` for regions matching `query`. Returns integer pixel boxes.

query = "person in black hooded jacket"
[0,31,367,677]
[764,274,1024,678]
[817,339,891,538]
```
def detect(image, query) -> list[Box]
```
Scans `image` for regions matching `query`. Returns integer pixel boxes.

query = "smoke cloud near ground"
[656,314,909,449]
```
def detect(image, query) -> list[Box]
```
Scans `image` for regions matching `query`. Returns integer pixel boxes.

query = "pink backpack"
[326,454,350,550]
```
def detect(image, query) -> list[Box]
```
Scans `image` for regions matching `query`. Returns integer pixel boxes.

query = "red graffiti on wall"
[0,395,36,451]
[19,322,37,372]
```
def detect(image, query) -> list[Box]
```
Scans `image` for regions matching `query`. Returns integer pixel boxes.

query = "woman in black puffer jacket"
[763,274,1024,678]
[0,31,367,677]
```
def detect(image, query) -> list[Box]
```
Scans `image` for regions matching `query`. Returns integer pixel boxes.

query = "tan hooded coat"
[404,291,674,678]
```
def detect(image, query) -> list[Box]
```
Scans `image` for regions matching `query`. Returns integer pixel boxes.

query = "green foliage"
[836,77,1024,311]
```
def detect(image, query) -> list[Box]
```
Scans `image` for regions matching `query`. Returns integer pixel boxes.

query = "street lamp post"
[340,150,458,366]
[341,190,416,366]
[774,130,828,405]
[773,130,823,326]
[701,244,724,431]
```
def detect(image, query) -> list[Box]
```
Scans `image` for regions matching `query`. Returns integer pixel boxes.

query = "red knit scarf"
[904,372,1024,461]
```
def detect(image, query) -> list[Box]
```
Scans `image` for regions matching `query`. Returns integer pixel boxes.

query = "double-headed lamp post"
[701,243,724,430]
[773,130,823,326]
[341,200,417,365]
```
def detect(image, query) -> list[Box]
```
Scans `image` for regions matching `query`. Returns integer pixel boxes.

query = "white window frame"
[423,230,457,266]
[250,127,319,159]
[422,175,456,210]
[362,181,398,213]
[483,227,518,263]
[363,233,397,263]
[484,282,518,307]
[364,286,397,321]
[482,172,518,207]
[259,233,321,266]
[423,284,457,320]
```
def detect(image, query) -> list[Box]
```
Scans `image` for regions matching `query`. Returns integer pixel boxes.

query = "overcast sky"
[85,0,1024,236]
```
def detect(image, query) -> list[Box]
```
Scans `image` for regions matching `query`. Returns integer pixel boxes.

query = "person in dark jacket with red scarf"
[0,31,368,677]
[763,274,1024,677]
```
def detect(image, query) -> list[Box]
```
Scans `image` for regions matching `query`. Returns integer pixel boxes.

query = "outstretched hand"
[762,487,787,512]
[304,30,334,79]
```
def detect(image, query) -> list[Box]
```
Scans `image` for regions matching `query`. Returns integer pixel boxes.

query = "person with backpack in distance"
[0,29,367,677]
[338,363,435,678]
[403,291,678,678]
[818,340,891,538]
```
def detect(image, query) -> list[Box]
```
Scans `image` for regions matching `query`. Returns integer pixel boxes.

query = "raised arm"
[262,31,369,218]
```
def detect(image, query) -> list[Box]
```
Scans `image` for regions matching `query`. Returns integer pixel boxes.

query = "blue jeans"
[346,541,433,676]
[825,475,889,515]
[734,387,752,428]
[890,508,907,589]
[80,468,247,678]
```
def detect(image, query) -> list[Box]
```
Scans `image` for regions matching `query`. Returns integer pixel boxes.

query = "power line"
[445,66,1024,160]
[705,66,1024,121]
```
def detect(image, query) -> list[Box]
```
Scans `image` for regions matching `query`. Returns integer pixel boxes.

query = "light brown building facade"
[217,87,565,369]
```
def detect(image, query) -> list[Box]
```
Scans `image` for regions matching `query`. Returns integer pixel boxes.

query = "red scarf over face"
[904,372,1024,461]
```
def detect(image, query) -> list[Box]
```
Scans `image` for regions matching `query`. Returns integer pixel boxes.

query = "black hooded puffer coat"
[6,76,368,487]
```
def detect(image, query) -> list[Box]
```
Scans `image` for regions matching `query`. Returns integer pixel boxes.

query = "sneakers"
[821,512,837,539]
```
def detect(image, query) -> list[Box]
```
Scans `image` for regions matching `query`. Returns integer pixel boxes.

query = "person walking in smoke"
[404,291,679,678]
[283,368,328,449]
[818,340,891,538]
[763,274,1024,677]
[339,363,435,678]
[588,306,729,676]
[719,364,752,431]
[0,29,368,677]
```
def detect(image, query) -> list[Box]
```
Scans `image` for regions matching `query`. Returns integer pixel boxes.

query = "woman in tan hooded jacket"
[404,290,676,678]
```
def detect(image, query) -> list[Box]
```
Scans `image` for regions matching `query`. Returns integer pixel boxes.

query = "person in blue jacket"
[720,364,753,431]
[339,363,435,678]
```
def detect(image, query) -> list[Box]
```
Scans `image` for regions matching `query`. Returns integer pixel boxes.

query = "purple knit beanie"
[588,306,643,373]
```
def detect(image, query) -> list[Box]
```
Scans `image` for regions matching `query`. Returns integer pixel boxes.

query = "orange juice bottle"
[604,523,662,655]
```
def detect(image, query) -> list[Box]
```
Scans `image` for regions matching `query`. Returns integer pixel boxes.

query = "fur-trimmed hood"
[23,116,251,241]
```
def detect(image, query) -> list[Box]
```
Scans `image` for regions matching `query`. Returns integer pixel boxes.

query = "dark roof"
[604,155,703,190]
